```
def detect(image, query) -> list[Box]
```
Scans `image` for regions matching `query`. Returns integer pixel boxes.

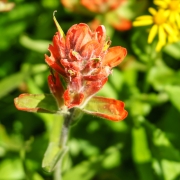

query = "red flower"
[14,17,128,121]
[81,0,125,13]
[45,22,126,107]
[43,16,128,121]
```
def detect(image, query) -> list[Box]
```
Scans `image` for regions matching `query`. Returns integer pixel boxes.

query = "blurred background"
[0,0,180,179]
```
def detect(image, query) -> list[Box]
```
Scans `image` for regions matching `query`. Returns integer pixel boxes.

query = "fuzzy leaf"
[14,93,60,114]
[42,115,67,172]
[81,96,128,121]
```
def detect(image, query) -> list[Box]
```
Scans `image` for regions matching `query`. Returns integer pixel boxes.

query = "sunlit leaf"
[102,146,121,169]
[143,119,180,180]
[147,59,177,91]
[131,30,158,62]
[132,126,152,163]
[14,93,60,114]
[165,85,180,112]
[63,159,99,180]
[0,124,22,151]
[0,72,25,99]
[164,42,180,60]
[132,126,154,180]
[81,96,128,121]
[0,159,25,179]
[19,35,50,53]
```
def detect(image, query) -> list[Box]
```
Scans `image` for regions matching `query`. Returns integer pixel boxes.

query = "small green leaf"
[81,96,128,121]
[14,93,62,114]
[147,60,176,91]
[63,160,98,180]
[0,159,25,179]
[132,126,152,163]
[19,35,50,53]
[131,30,158,62]
[0,124,22,151]
[164,42,180,60]
[165,85,180,112]
[132,126,154,180]
[0,72,25,99]
[42,115,67,172]
[42,142,68,172]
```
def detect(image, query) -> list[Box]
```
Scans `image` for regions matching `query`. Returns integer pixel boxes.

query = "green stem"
[20,148,31,180]
[53,159,62,180]
[59,108,74,148]
[53,108,75,180]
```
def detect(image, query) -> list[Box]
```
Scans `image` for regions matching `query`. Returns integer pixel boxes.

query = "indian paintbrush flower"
[45,14,128,121]
[13,12,128,174]
[14,14,128,122]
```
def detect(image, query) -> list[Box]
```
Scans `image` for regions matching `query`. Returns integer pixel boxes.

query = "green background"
[0,0,180,179]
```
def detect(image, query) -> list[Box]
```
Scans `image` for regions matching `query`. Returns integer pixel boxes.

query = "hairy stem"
[53,108,75,180]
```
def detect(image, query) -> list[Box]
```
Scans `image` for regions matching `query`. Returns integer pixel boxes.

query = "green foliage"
[0,0,180,180]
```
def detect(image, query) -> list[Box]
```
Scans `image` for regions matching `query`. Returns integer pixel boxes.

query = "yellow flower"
[154,0,180,28]
[133,7,178,51]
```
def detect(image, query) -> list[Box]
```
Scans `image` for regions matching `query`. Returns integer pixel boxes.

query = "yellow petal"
[163,23,174,35]
[175,13,180,28]
[158,25,166,45]
[156,40,164,51]
[164,0,170,3]
[164,9,170,18]
[148,24,158,43]
[149,7,157,15]
[154,0,168,8]
[136,15,153,20]
[133,19,153,26]
[169,12,176,23]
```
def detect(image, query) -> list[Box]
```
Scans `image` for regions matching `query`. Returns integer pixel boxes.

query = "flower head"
[45,16,127,110]
[133,7,178,51]
[154,0,180,28]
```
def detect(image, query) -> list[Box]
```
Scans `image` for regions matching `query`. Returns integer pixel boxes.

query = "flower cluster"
[133,0,180,51]
[44,15,128,121]
[60,0,132,31]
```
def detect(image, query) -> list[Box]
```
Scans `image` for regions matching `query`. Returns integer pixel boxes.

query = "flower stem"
[53,108,75,180]
[59,108,74,147]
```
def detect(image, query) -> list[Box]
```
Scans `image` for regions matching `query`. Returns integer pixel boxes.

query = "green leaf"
[132,126,152,163]
[0,159,25,179]
[19,35,50,53]
[14,93,62,114]
[142,118,180,180]
[132,126,154,180]
[164,42,180,60]
[0,72,25,99]
[147,60,177,91]
[63,160,98,180]
[42,115,68,172]
[165,85,180,112]
[131,30,158,62]
[0,124,22,151]
[102,146,121,169]
[81,96,127,121]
